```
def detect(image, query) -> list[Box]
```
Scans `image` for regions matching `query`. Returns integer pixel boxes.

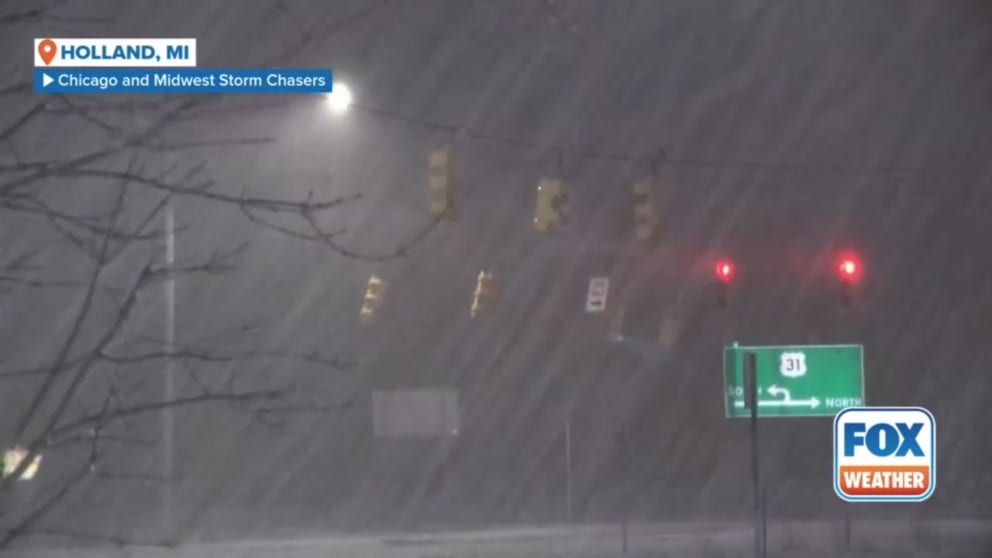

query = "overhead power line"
[352,102,984,177]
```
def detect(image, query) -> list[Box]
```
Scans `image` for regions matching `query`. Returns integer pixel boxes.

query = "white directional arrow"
[42,73,53,87]
[766,384,789,400]
[733,384,820,409]
[734,396,820,409]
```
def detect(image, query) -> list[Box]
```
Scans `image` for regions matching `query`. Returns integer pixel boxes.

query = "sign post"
[726,343,864,558]
[724,344,865,418]
[743,352,766,558]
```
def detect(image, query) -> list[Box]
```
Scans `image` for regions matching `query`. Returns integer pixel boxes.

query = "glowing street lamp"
[325,82,353,114]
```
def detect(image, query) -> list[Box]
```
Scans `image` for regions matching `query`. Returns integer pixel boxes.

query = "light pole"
[152,83,352,539]
[564,419,573,523]
[161,199,175,541]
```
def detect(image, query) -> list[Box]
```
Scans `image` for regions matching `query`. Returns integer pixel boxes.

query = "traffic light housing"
[714,258,734,306]
[632,179,668,241]
[471,270,496,317]
[836,253,862,306]
[428,148,452,218]
[534,179,568,232]
[360,275,386,322]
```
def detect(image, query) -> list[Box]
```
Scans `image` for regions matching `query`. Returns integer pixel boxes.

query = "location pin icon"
[38,39,57,65]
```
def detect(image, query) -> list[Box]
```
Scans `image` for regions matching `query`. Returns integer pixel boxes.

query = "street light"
[325,82,353,114]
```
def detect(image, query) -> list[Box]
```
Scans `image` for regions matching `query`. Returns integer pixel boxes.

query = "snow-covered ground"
[6,519,991,558]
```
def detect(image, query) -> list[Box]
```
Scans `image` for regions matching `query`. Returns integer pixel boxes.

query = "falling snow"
[2,1,992,556]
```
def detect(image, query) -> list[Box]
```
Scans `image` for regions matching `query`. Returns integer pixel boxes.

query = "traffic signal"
[471,270,496,317]
[428,148,452,218]
[715,260,734,283]
[836,253,862,306]
[714,258,734,306]
[837,255,860,282]
[533,179,568,232]
[632,179,661,241]
[360,275,386,322]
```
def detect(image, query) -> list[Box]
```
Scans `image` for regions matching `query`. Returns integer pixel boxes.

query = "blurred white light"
[326,83,353,114]
[3,446,41,480]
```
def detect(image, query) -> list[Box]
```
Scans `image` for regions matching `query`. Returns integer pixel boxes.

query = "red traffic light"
[836,253,861,283]
[714,259,734,283]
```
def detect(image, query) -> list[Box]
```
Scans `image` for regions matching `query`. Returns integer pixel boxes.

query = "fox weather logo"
[834,407,935,502]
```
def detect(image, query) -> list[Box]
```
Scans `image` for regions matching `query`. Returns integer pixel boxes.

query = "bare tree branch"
[1,343,354,382]
[0,0,111,25]
[97,346,354,370]
[0,1,69,24]
[0,82,30,97]
[0,273,80,289]
[241,349,358,370]
[257,400,355,416]
[40,262,152,435]
[0,98,200,195]
[50,388,284,441]
[57,167,358,212]
[0,463,91,546]
[143,137,276,151]
[0,3,404,545]
[20,528,163,549]
[0,101,46,141]
[94,471,171,483]
[301,210,442,261]
[0,354,89,381]
[48,432,156,450]
[0,391,109,547]
[13,183,130,440]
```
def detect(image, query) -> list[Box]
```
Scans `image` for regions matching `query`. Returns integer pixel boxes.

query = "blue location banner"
[33,68,333,94]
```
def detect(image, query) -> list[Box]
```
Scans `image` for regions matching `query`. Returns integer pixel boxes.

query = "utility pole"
[564,419,573,523]
[161,200,175,541]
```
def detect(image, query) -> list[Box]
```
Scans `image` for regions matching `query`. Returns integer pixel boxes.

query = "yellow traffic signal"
[534,179,567,232]
[429,148,452,218]
[360,275,386,322]
[471,270,495,317]
[632,179,668,241]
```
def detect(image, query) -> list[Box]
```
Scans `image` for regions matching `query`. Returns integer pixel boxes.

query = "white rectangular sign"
[586,277,610,312]
[372,389,460,438]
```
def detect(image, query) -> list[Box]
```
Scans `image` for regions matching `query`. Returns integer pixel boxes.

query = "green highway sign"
[723,343,865,418]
